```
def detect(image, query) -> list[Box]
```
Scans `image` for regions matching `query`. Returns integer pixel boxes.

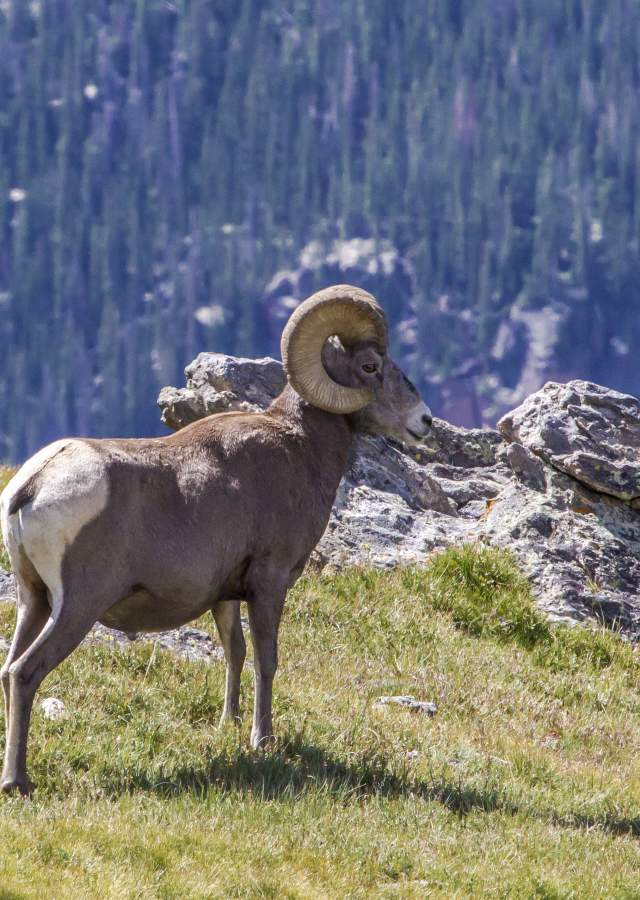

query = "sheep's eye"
[362,363,377,374]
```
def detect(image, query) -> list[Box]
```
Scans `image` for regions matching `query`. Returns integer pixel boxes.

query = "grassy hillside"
[0,547,638,897]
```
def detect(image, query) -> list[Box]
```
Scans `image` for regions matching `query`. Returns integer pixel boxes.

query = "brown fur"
[75,389,352,633]
[7,480,38,518]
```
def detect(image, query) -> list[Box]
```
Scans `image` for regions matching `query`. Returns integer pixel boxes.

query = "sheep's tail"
[7,478,39,517]
[3,441,70,518]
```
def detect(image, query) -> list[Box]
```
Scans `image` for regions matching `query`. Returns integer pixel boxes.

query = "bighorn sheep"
[0,285,432,794]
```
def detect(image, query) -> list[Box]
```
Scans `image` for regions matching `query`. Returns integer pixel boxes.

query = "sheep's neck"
[268,385,354,495]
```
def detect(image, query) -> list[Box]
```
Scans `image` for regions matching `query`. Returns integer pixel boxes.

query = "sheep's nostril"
[421,413,433,428]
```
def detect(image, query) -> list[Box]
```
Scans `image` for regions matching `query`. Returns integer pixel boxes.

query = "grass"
[0,545,639,897]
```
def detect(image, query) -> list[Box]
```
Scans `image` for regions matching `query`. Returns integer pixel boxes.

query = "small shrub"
[421,544,551,648]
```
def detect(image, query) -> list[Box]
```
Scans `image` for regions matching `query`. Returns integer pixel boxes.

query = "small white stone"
[40,697,68,720]
[374,695,437,716]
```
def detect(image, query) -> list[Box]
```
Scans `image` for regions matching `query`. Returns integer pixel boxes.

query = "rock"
[499,442,547,493]
[159,353,286,430]
[157,355,640,638]
[87,623,225,664]
[498,380,640,501]
[0,570,15,602]
[479,466,640,631]
[156,386,208,430]
[40,698,68,720]
[424,419,503,469]
[374,696,437,715]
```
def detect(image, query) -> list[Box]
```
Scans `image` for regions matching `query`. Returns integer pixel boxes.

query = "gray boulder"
[482,444,640,631]
[498,380,640,502]
[158,352,286,430]
[86,623,225,663]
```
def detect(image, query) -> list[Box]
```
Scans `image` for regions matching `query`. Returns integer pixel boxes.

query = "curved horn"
[280,284,388,414]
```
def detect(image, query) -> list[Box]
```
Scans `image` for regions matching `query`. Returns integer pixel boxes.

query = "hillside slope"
[0,552,639,897]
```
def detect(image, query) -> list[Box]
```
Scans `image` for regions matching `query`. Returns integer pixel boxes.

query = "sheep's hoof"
[219,712,241,728]
[250,732,275,751]
[0,776,33,797]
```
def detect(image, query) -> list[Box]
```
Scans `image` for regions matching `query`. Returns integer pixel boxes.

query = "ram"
[0,285,432,794]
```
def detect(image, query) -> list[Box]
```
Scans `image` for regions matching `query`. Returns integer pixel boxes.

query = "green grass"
[0,546,639,897]
[0,466,16,570]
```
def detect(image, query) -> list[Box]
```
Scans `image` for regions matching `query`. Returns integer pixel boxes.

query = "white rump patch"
[0,440,109,597]
[0,440,71,551]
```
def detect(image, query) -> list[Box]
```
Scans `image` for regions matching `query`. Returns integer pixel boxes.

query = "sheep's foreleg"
[247,579,286,750]
[212,599,245,723]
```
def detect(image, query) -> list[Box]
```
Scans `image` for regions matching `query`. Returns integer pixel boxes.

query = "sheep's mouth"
[406,426,428,443]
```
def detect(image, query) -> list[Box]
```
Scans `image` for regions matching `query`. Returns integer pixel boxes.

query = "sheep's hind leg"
[1,576,49,752]
[212,600,245,723]
[1,591,97,796]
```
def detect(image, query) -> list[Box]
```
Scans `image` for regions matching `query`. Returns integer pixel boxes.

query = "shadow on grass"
[92,734,640,838]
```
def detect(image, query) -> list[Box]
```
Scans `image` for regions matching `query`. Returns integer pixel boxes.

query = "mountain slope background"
[1,0,639,460]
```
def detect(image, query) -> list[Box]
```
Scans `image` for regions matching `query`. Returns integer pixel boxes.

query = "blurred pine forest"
[1,0,639,460]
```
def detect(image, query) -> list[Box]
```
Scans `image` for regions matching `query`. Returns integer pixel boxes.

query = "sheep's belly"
[99,589,212,632]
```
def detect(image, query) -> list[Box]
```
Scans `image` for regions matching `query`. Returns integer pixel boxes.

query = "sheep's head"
[281,285,432,446]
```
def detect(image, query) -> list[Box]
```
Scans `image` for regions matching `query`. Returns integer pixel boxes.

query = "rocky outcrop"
[158,353,286,430]
[158,361,640,637]
[3,366,637,643]
[498,380,640,503]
